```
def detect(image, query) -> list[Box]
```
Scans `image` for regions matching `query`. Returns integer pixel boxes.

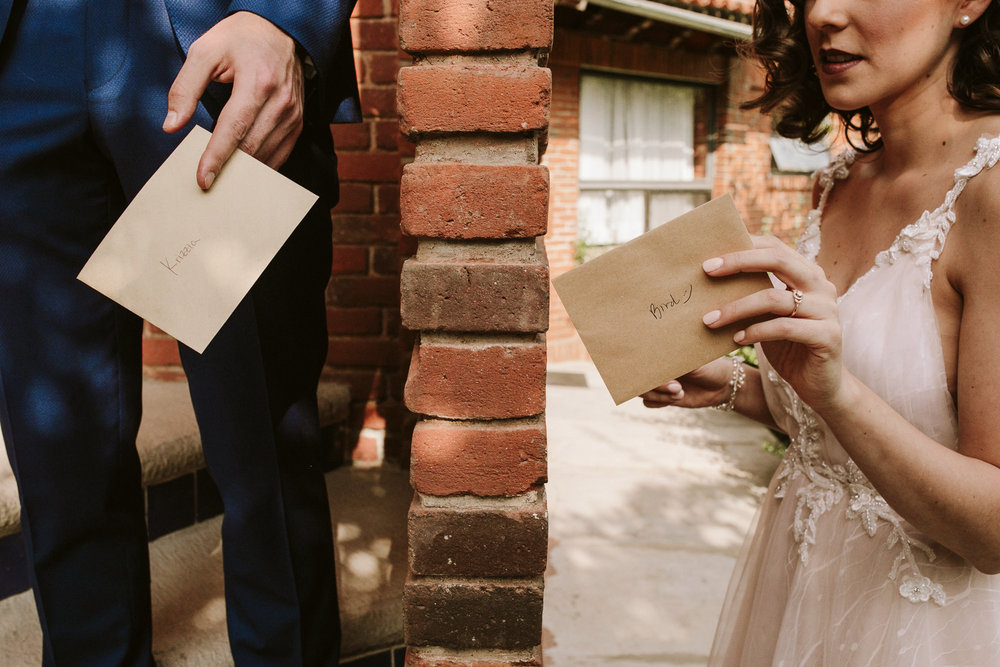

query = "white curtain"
[578,74,696,245]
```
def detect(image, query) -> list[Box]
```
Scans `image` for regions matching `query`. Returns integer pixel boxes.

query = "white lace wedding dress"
[709,135,1000,666]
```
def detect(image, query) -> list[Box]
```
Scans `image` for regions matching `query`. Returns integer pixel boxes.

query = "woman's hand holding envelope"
[642,234,847,429]
[699,235,849,415]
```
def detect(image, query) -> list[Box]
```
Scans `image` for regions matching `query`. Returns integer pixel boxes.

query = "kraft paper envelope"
[552,195,773,405]
[78,125,318,353]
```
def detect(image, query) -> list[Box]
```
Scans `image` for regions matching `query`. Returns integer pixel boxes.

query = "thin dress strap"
[797,149,856,262]
[796,136,1000,290]
[883,134,1000,288]
[931,134,1000,258]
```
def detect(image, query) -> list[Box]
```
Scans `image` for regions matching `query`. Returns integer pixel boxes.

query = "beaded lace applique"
[769,370,945,606]
[796,149,855,264]
[798,135,1000,297]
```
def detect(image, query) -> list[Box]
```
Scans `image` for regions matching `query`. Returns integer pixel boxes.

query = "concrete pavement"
[543,360,779,666]
[1,360,777,664]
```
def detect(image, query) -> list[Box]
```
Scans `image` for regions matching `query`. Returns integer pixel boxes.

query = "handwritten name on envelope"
[78,126,318,353]
[552,195,773,405]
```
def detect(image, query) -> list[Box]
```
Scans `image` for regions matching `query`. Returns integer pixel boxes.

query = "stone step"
[0,465,411,664]
[0,378,352,538]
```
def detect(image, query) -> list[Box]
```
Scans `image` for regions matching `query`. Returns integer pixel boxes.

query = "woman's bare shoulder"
[947,159,1000,289]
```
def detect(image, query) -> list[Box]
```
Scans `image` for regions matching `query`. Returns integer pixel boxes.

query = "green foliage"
[731,345,758,367]
[572,237,590,265]
[761,436,789,457]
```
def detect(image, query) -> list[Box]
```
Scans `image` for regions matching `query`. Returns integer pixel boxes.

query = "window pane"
[579,74,695,184]
[769,136,830,173]
[648,192,712,230]
[579,77,616,182]
[578,190,646,246]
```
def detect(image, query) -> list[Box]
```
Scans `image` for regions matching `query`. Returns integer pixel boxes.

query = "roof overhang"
[581,0,753,40]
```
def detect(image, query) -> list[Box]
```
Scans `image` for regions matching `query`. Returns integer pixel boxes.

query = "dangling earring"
[960,15,972,26]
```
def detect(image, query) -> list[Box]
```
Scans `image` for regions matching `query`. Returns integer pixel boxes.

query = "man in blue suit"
[0,1,360,664]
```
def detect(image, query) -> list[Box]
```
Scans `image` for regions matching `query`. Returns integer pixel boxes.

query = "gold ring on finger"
[789,289,803,318]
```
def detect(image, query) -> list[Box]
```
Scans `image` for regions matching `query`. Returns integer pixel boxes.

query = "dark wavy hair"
[741,0,1000,152]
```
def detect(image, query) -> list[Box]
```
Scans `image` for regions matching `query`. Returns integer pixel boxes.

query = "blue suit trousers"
[0,1,341,664]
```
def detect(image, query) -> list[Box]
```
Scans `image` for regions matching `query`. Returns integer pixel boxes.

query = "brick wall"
[329,0,415,465]
[545,64,583,364]
[397,0,552,664]
[713,56,814,239]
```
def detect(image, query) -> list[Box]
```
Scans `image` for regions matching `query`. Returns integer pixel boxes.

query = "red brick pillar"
[396,1,553,664]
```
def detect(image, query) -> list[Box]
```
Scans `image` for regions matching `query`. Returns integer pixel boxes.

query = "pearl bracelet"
[715,356,746,412]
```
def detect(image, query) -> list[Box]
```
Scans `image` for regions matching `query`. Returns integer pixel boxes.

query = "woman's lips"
[819,49,862,75]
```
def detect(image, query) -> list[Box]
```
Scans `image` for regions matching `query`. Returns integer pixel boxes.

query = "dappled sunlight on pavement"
[543,361,779,667]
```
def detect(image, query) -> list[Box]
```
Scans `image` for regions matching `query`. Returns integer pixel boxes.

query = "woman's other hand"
[641,356,736,409]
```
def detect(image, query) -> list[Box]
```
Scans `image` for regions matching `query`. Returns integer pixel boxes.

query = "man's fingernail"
[203,171,215,190]
[164,110,178,128]
[703,257,723,272]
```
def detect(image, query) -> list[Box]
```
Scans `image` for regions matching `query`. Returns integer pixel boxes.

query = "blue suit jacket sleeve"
[163,0,361,124]
[224,0,361,123]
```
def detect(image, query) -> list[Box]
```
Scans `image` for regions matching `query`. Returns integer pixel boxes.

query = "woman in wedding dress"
[642,0,1000,664]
